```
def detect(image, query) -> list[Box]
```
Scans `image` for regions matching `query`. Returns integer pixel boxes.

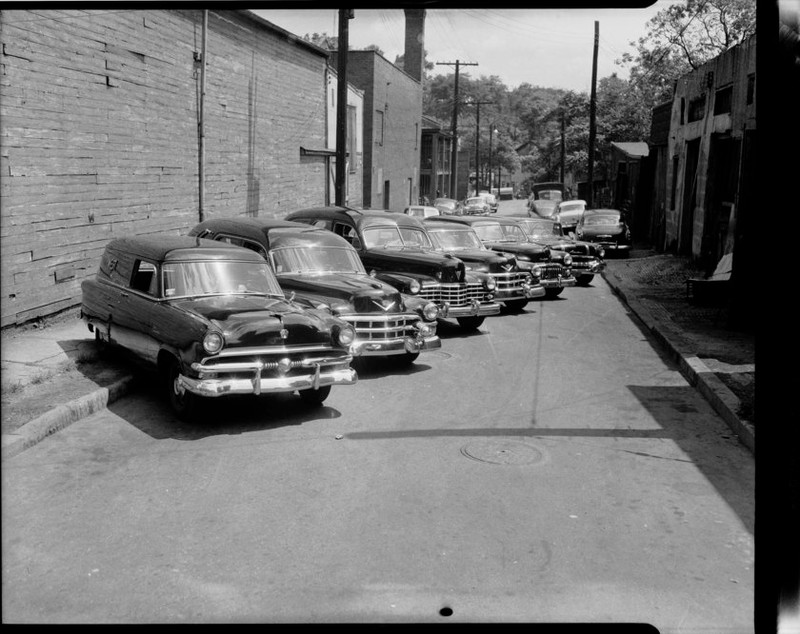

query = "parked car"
[285,206,501,330]
[462,196,492,215]
[477,191,499,213]
[528,182,567,218]
[81,236,357,418]
[189,218,441,365]
[575,208,632,256]
[553,199,587,236]
[403,205,441,219]
[432,197,463,215]
[508,215,606,286]
[430,215,576,298]
[423,218,546,311]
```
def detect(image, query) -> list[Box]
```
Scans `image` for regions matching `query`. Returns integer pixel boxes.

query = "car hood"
[436,248,517,272]
[277,273,406,314]
[536,237,598,256]
[557,210,582,224]
[580,223,625,238]
[482,241,549,261]
[174,295,333,347]
[360,247,464,283]
[532,201,558,217]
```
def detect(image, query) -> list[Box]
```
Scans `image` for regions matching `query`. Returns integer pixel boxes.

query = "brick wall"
[0,9,330,327]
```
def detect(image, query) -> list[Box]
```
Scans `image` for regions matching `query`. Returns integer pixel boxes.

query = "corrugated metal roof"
[610,142,650,158]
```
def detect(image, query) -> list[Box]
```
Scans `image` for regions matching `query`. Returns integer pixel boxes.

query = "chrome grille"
[341,313,419,341]
[489,271,530,293]
[439,282,485,307]
[418,284,441,302]
[537,263,564,280]
[196,344,351,377]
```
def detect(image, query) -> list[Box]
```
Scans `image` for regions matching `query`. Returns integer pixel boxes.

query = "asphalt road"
[1,200,755,627]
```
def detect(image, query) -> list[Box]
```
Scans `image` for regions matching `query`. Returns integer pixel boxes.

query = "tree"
[302,32,385,57]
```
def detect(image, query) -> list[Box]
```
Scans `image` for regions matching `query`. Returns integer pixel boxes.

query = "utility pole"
[335,9,354,206]
[436,60,478,199]
[587,21,599,207]
[464,99,493,194]
[560,107,566,184]
[488,125,494,193]
[198,10,208,222]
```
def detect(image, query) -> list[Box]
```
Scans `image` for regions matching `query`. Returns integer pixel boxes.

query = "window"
[333,223,361,249]
[131,260,158,296]
[746,74,755,105]
[688,95,705,122]
[347,105,357,173]
[680,98,685,125]
[376,110,384,146]
[714,85,732,115]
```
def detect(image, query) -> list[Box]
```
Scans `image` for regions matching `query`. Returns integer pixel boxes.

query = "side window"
[242,240,267,259]
[130,260,158,296]
[334,222,361,249]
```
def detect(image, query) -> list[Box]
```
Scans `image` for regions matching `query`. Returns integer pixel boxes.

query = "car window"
[130,260,158,296]
[399,227,433,248]
[362,226,404,249]
[333,222,362,249]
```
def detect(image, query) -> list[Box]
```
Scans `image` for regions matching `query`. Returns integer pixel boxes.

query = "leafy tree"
[302,32,385,57]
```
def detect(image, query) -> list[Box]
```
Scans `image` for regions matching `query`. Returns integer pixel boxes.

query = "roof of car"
[429,215,494,226]
[105,235,262,262]
[191,217,354,250]
[424,219,473,230]
[584,208,621,215]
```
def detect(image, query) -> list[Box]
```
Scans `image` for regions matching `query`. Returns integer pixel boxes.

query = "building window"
[376,110,384,146]
[347,105,357,174]
[746,74,755,105]
[670,156,679,209]
[421,135,433,169]
[713,85,732,115]
[688,95,705,122]
[680,98,685,125]
[415,123,419,150]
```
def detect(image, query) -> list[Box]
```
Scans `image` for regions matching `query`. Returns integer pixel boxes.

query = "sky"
[254,2,673,94]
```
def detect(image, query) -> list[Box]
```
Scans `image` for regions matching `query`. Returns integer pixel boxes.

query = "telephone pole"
[587,21,599,207]
[464,98,493,194]
[436,60,478,199]
[335,9,354,206]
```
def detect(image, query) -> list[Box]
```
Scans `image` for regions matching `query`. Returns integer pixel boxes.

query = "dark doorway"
[383,180,390,210]
[702,134,740,270]
[679,139,701,255]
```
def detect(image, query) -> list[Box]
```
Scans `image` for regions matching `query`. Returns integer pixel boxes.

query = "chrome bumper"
[539,274,577,288]
[572,260,606,274]
[440,299,501,318]
[351,334,441,356]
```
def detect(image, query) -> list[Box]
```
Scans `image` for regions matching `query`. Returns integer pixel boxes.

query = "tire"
[503,299,529,312]
[576,274,594,286]
[166,357,202,421]
[298,384,331,405]
[544,287,564,298]
[456,316,485,330]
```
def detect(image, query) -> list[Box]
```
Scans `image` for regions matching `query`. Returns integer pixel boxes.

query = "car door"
[113,258,163,364]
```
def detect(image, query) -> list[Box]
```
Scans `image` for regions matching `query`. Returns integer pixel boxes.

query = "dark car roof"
[191,217,352,250]
[428,215,492,227]
[105,235,262,263]
[288,206,427,231]
[424,219,473,230]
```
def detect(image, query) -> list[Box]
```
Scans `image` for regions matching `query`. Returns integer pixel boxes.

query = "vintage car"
[432,197,463,215]
[188,218,441,365]
[432,215,576,298]
[423,217,545,311]
[285,206,501,330]
[477,191,499,213]
[462,196,492,215]
[575,208,632,256]
[80,236,358,419]
[508,215,606,286]
[402,205,441,218]
[528,181,567,218]
[553,199,587,236]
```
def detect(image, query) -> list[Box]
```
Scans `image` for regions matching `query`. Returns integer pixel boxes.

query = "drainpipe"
[198,10,208,222]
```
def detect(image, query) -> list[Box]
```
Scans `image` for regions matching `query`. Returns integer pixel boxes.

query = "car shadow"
[351,356,432,381]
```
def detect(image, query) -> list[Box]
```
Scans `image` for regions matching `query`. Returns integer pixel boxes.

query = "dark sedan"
[575,208,632,256]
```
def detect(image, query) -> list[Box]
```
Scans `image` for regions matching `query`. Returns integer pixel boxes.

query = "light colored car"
[462,196,491,215]
[554,199,587,236]
[477,191,499,213]
[403,205,441,218]
[432,197,463,215]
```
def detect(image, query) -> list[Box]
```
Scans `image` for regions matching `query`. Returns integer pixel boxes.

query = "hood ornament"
[502,263,514,271]
[372,299,396,312]
[277,314,289,340]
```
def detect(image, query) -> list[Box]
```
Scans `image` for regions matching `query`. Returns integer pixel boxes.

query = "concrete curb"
[1,374,138,460]
[602,270,755,455]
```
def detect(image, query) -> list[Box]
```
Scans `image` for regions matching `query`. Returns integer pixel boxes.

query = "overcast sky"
[254,2,671,93]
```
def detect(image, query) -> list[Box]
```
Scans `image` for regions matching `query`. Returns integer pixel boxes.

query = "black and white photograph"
[0,1,790,629]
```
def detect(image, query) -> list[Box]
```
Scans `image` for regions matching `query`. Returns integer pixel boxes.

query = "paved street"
[1,208,755,627]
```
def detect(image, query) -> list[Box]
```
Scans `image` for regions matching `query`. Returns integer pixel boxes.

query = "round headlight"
[532,265,543,277]
[485,277,496,291]
[563,254,573,266]
[335,324,356,346]
[423,302,440,321]
[408,279,421,294]
[203,331,224,354]
[598,247,605,258]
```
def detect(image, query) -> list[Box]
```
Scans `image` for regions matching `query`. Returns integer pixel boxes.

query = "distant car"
[403,205,441,218]
[553,199,587,236]
[430,215,577,298]
[432,197,463,215]
[81,236,357,418]
[462,196,491,215]
[423,218,546,311]
[508,216,606,286]
[528,182,567,218]
[575,208,632,256]
[285,206,501,330]
[477,191,499,213]
[189,217,442,365]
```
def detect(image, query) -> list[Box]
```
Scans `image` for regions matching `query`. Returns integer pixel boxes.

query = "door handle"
[120,292,129,298]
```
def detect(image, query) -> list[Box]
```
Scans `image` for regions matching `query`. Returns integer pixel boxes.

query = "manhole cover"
[460,440,545,465]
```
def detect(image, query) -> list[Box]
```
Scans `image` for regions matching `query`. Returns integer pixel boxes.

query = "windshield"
[473,223,505,241]
[538,190,563,201]
[429,228,484,251]
[362,226,406,249]
[270,246,365,275]
[162,260,282,299]
[559,203,584,213]
[500,224,528,241]
[399,227,434,248]
[435,199,455,209]
[585,215,621,226]
[465,198,484,206]
[520,220,559,238]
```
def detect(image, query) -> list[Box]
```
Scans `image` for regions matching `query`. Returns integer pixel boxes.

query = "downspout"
[198,10,208,222]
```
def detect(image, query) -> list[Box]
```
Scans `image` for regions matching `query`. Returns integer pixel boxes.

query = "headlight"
[422,301,440,321]
[334,324,356,346]
[203,331,224,354]
[532,265,543,277]
[563,254,573,266]
[598,247,605,258]
[516,259,534,271]
[408,279,421,294]
[484,277,496,291]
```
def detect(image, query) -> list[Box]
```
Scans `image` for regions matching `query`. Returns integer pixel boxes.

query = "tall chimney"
[403,8,425,81]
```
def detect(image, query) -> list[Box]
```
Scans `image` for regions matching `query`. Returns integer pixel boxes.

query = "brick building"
[1,9,332,326]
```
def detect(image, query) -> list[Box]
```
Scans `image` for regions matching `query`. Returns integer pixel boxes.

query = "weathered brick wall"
[0,9,330,327]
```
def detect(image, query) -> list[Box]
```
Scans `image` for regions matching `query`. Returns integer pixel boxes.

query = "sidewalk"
[0,252,755,458]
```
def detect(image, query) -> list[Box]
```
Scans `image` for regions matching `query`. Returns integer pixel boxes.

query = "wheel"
[456,316,485,330]
[502,299,528,312]
[544,287,564,298]
[166,357,202,420]
[298,384,331,405]
[576,274,594,286]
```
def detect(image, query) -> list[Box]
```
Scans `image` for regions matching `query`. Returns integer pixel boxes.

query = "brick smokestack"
[403,8,425,82]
